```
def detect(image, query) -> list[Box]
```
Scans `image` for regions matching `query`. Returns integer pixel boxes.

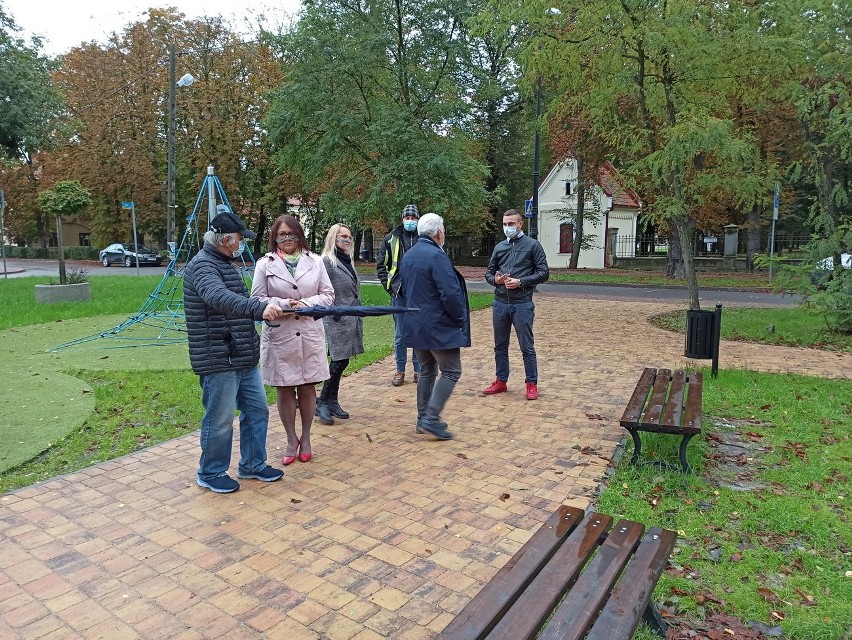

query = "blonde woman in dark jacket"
[317,224,364,424]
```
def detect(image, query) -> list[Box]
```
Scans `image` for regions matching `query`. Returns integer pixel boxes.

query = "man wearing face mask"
[183,205,286,493]
[483,208,550,400]
[376,204,421,386]
[399,213,470,440]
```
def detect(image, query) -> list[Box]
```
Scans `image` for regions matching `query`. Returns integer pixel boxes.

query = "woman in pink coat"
[251,215,334,465]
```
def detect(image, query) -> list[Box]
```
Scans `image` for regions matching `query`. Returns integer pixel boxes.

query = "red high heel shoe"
[281,438,300,466]
[298,440,312,463]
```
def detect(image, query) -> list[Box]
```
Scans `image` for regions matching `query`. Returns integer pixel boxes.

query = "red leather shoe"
[281,439,299,465]
[483,379,508,395]
[526,382,539,400]
[298,440,312,462]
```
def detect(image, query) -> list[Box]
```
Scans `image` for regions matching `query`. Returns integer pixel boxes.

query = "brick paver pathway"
[2,295,850,639]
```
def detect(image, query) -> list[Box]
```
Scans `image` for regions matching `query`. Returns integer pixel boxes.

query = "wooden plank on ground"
[537,520,646,640]
[484,513,614,640]
[585,527,678,640]
[620,368,656,426]
[439,505,584,640]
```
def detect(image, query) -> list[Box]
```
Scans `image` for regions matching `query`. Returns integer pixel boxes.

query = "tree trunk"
[666,232,684,278]
[675,218,700,309]
[56,214,67,285]
[746,202,762,272]
[569,156,584,269]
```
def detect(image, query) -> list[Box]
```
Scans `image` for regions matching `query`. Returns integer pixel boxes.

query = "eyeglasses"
[276,234,298,243]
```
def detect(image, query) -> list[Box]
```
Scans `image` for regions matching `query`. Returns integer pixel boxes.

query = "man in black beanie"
[377,204,422,386]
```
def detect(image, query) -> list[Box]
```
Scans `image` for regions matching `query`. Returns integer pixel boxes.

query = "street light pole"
[530,75,541,240]
[166,45,193,248]
[167,43,177,246]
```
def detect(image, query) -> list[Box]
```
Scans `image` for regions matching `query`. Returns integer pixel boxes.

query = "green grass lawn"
[603,370,852,639]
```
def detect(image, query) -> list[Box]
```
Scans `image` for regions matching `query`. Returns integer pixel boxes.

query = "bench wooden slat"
[537,519,646,640]
[585,527,678,640]
[683,372,703,432]
[483,513,614,640]
[641,369,672,427]
[619,368,655,425]
[439,505,584,640]
[660,369,686,428]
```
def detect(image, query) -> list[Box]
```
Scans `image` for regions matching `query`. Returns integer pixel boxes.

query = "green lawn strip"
[548,272,773,289]
[599,369,852,639]
[0,368,94,473]
[650,308,852,352]
[0,275,165,330]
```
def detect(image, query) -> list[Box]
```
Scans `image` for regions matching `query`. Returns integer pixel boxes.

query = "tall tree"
[266,0,489,233]
[486,0,773,307]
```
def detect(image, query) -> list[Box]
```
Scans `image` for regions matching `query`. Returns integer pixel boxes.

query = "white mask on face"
[226,237,245,258]
[503,226,519,239]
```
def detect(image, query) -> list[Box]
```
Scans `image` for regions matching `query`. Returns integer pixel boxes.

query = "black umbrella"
[265,305,419,326]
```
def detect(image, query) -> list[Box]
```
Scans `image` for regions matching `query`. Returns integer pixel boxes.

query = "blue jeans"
[414,348,462,423]
[198,367,270,481]
[492,299,538,383]
[393,293,420,374]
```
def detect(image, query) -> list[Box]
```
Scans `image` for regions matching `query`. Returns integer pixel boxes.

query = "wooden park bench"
[440,506,676,640]
[619,367,703,473]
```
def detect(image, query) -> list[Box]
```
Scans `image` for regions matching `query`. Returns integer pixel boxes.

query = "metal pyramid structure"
[52,166,256,351]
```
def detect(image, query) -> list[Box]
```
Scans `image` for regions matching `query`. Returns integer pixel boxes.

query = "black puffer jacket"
[183,243,269,375]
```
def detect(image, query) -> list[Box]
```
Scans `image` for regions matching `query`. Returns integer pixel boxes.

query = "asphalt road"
[1,258,799,307]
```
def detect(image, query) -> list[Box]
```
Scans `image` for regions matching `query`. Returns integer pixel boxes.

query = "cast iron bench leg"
[642,601,669,636]
[678,433,695,473]
[628,428,642,465]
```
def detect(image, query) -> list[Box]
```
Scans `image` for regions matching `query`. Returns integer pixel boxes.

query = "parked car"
[99,243,163,267]
[812,252,851,288]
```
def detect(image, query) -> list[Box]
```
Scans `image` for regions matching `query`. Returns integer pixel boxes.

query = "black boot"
[316,384,334,425]
[329,392,349,419]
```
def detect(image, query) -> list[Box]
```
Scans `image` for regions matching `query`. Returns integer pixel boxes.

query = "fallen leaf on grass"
[794,588,817,606]
[729,552,742,562]
[757,587,781,604]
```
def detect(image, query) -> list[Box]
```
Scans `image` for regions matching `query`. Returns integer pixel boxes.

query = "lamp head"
[176,73,195,88]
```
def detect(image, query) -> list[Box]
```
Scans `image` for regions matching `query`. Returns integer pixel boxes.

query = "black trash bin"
[684,309,715,359]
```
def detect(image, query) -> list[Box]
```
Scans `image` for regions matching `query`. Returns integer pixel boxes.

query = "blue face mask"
[231,239,246,258]
[503,226,519,239]
[403,220,418,232]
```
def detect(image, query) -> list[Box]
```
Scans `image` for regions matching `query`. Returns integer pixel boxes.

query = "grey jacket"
[322,255,365,361]
[183,243,268,376]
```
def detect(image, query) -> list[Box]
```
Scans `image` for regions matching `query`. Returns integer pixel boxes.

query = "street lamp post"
[530,76,542,240]
[166,44,194,246]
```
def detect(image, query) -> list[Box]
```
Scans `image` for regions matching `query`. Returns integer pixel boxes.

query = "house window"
[559,223,574,254]
[565,181,572,196]
[79,233,91,247]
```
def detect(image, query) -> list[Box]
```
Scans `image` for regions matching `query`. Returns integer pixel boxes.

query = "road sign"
[773,182,780,220]
[122,201,134,209]
[524,198,533,218]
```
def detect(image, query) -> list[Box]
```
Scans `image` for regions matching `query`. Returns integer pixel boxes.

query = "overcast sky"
[4,0,301,56]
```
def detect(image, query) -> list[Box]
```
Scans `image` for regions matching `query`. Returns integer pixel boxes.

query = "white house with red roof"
[536,158,642,269]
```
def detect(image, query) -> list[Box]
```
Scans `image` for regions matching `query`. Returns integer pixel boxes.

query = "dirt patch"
[703,418,773,492]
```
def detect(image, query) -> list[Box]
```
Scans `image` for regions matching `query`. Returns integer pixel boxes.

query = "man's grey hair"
[204,230,238,245]
[417,213,443,239]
